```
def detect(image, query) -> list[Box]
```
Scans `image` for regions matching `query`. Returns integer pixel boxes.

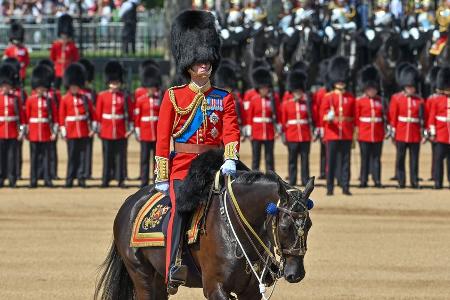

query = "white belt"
[0,116,19,122]
[398,116,420,123]
[29,117,49,123]
[359,117,383,123]
[436,116,450,122]
[65,115,88,122]
[102,114,124,120]
[253,117,272,123]
[141,116,159,122]
[287,119,309,125]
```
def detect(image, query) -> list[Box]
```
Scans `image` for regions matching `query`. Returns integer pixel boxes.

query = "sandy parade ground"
[0,138,449,300]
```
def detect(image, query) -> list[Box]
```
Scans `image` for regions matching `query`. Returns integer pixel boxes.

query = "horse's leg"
[120,251,156,300]
[236,280,261,300]
[151,271,168,300]
[203,282,230,300]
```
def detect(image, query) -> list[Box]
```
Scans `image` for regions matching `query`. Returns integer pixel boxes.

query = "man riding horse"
[153,10,240,294]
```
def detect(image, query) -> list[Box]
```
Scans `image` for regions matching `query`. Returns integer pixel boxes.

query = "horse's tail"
[94,241,135,300]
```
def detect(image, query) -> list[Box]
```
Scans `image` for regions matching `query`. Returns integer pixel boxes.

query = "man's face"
[365,87,378,98]
[36,87,48,96]
[404,86,416,95]
[0,83,11,95]
[190,62,212,78]
[259,86,270,97]
[69,85,80,94]
[109,81,121,90]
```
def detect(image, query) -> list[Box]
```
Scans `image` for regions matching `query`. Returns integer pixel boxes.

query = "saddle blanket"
[130,192,205,248]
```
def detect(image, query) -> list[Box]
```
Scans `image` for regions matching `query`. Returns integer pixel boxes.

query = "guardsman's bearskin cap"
[57,14,74,38]
[2,58,20,86]
[327,56,349,86]
[31,65,53,89]
[0,63,17,86]
[171,10,221,80]
[436,66,450,91]
[140,65,162,88]
[139,59,160,74]
[214,64,238,90]
[104,60,124,83]
[9,23,24,43]
[38,59,55,79]
[63,63,86,88]
[398,63,420,88]
[287,69,308,92]
[252,67,273,89]
[291,61,309,73]
[78,58,95,82]
[359,65,380,91]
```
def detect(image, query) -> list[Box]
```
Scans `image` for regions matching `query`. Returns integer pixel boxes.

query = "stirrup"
[167,265,188,295]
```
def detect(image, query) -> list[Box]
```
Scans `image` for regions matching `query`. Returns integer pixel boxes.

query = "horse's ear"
[302,177,315,201]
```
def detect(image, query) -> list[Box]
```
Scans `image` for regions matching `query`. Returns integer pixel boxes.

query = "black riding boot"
[167,210,188,295]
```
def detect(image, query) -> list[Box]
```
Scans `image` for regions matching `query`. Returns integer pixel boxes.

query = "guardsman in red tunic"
[0,63,25,187]
[154,11,240,294]
[320,56,355,196]
[355,65,385,188]
[26,66,58,188]
[60,63,95,188]
[135,59,160,101]
[50,14,80,89]
[428,66,450,189]
[246,67,280,171]
[134,64,161,187]
[281,70,312,186]
[389,64,424,189]
[96,61,134,188]
[3,23,29,82]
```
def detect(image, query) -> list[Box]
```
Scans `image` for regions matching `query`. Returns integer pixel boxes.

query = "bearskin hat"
[291,61,309,73]
[287,69,308,92]
[104,60,124,83]
[398,63,420,88]
[359,65,380,91]
[2,58,20,86]
[140,65,162,88]
[9,23,24,43]
[214,64,238,90]
[139,59,160,74]
[78,58,95,82]
[57,14,74,37]
[0,63,17,86]
[395,62,409,85]
[436,66,450,91]
[63,63,86,88]
[171,10,221,80]
[252,67,272,88]
[327,56,349,87]
[316,59,329,86]
[31,65,53,89]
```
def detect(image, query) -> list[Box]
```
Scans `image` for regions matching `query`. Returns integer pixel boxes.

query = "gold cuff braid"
[224,142,239,160]
[154,156,169,182]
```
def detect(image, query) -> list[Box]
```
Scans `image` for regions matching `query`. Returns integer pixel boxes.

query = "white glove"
[155,181,169,194]
[60,126,67,138]
[221,159,237,176]
[244,125,252,137]
[276,123,283,135]
[327,110,335,121]
[135,127,141,141]
[18,125,26,140]
[92,121,99,133]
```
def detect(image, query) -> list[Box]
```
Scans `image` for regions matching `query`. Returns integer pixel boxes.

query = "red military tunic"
[280,93,312,142]
[312,87,327,128]
[247,92,281,141]
[355,95,385,142]
[425,93,439,128]
[96,90,133,140]
[134,87,147,103]
[25,94,58,142]
[428,94,450,144]
[155,83,240,181]
[3,44,30,79]
[49,40,80,78]
[59,92,95,139]
[134,90,160,142]
[0,93,24,139]
[242,88,258,126]
[320,90,355,141]
[389,92,424,143]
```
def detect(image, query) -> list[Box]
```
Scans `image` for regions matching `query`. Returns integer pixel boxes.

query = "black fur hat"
[398,63,420,88]
[291,61,309,73]
[140,65,162,88]
[359,65,380,91]
[0,63,17,86]
[139,59,160,74]
[78,58,95,82]
[316,59,329,86]
[214,64,238,89]
[287,69,308,92]
[327,56,349,87]
[9,23,24,43]
[436,66,450,91]
[31,65,53,89]
[57,14,74,38]
[63,63,86,88]
[171,10,221,80]
[395,62,409,85]
[104,60,124,83]
[2,57,20,86]
[252,67,273,88]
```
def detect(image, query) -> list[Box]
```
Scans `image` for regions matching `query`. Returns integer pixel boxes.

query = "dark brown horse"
[94,150,314,300]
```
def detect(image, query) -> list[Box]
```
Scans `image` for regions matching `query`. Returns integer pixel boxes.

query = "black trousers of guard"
[16,140,22,178]
[396,142,420,187]
[326,140,352,193]
[66,138,89,181]
[140,141,156,186]
[430,142,436,180]
[359,141,383,186]
[0,139,18,186]
[102,139,126,185]
[30,142,51,186]
[50,139,58,179]
[319,141,326,178]
[251,140,274,171]
[287,142,310,186]
[84,137,94,179]
[434,143,450,188]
